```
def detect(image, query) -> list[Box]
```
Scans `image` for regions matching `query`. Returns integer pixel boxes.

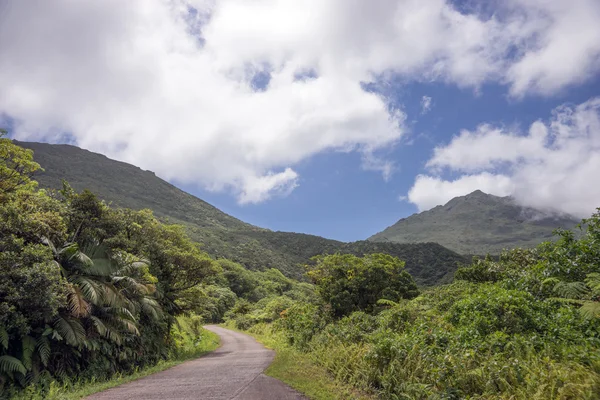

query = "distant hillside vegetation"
[370,190,579,255]
[18,141,466,285]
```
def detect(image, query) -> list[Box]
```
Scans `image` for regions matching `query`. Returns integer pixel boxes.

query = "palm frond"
[116,259,149,277]
[112,276,150,295]
[0,356,26,375]
[100,284,126,308]
[111,307,136,321]
[118,319,139,336]
[53,316,86,347]
[69,276,102,305]
[58,242,81,260]
[20,336,35,370]
[0,327,7,350]
[140,296,163,320]
[79,244,117,276]
[35,337,50,367]
[89,316,124,345]
[67,286,91,317]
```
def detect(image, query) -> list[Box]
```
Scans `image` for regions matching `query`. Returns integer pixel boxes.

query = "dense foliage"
[0,138,221,396]
[306,253,419,317]
[233,213,600,399]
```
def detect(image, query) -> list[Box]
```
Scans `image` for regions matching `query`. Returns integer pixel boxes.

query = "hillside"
[369,190,579,255]
[18,141,466,285]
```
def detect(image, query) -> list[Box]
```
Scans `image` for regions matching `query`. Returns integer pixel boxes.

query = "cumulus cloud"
[0,0,599,202]
[421,96,433,114]
[407,98,600,217]
[407,173,515,211]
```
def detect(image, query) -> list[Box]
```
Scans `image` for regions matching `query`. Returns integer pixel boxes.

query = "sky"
[1,0,600,241]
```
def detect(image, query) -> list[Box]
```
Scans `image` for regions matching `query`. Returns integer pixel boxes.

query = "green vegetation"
[5,136,600,399]
[306,253,419,317]
[370,189,579,255]
[242,323,375,400]
[10,325,219,400]
[0,137,222,397]
[18,141,466,286]
[230,213,600,399]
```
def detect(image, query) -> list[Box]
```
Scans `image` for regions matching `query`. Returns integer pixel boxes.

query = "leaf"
[553,280,589,300]
[585,273,600,294]
[53,316,86,347]
[101,284,126,308]
[580,301,600,319]
[89,316,108,337]
[0,356,26,375]
[69,275,102,305]
[0,327,8,350]
[376,298,400,308]
[21,336,35,370]
[67,286,91,317]
[140,296,163,320]
[36,337,50,367]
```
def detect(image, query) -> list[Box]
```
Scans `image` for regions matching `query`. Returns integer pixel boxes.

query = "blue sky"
[181,76,600,241]
[1,0,600,242]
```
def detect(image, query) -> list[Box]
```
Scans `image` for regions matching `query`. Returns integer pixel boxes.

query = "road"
[86,325,306,400]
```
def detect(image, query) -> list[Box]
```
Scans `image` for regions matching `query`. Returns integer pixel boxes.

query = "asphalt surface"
[86,325,307,400]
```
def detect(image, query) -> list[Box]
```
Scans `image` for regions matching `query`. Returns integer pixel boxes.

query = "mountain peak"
[465,189,490,198]
[370,190,578,255]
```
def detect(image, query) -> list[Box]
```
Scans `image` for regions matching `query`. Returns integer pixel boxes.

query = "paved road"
[86,325,306,400]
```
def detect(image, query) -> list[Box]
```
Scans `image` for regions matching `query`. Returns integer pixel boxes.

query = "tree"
[0,129,42,197]
[306,253,419,317]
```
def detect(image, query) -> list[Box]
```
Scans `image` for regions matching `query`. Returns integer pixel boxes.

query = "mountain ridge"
[369,190,579,254]
[16,140,466,286]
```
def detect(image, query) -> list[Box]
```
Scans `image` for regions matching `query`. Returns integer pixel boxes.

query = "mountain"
[369,190,579,255]
[17,141,466,286]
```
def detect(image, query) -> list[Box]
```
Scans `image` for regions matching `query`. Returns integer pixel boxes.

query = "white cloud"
[505,0,600,97]
[0,0,599,202]
[421,96,432,114]
[408,97,600,217]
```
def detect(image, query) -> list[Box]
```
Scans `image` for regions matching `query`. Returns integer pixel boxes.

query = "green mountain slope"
[18,141,466,285]
[369,190,579,255]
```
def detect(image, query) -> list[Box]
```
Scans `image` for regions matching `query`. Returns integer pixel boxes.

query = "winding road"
[86,325,306,400]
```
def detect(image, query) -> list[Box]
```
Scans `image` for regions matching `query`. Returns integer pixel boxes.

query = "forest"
[1,134,600,399]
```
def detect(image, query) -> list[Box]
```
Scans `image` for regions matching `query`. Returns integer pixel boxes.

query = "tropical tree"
[306,253,419,317]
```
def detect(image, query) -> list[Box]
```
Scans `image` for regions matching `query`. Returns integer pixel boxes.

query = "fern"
[20,336,35,370]
[376,298,400,308]
[0,356,26,375]
[35,337,50,367]
[580,301,600,319]
[585,273,600,294]
[53,316,86,347]
[553,281,589,300]
[0,327,7,350]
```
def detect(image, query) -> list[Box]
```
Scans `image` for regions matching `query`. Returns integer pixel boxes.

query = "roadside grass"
[225,322,376,400]
[11,327,220,400]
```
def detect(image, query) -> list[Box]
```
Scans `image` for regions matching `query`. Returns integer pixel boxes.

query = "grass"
[12,328,220,400]
[228,322,376,400]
